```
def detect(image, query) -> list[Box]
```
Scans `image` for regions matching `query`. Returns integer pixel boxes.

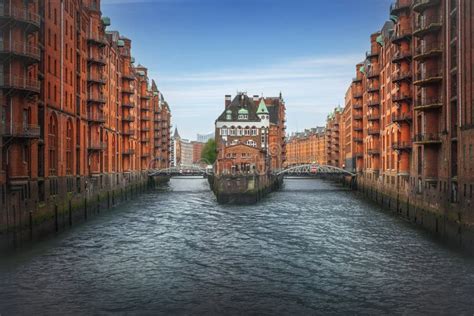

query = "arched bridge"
[148,164,212,177]
[275,164,356,177]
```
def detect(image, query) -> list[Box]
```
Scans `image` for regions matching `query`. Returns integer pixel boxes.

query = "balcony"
[122,86,134,94]
[122,149,135,155]
[141,127,151,132]
[141,153,151,158]
[87,93,106,104]
[391,112,413,123]
[353,137,363,143]
[367,85,379,93]
[353,114,363,120]
[2,123,40,138]
[412,0,441,13]
[86,2,101,12]
[88,142,106,151]
[392,92,412,103]
[366,50,379,59]
[414,96,443,111]
[353,103,362,110]
[141,104,151,111]
[122,115,135,122]
[122,73,135,81]
[367,67,380,79]
[87,55,107,65]
[87,74,106,85]
[140,138,150,143]
[367,99,380,107]
[0,75,40,94]
[87,34,107,47]
[392,50,412,64]
[87,111,106,124]
[392,71,412,84]
[0,6,41,30]
[368,128,380,136]
[390,0,411,15]
[141,115,151,121]
[392,141,413,151]
[414,41,442,61]
[413,16,442,37]
[391,29,412,45]
[414,70,443,86]
[123,128,136,136]
[413,133,441,144]
[354,126,363,132]
[353,91,363,99]
[367,148,380,155]
[367,114,380,121]
[122,102,135,108]
[140,95,151,100]
[0,41,41,63]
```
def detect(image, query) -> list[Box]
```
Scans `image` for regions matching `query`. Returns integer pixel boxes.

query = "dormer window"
[238,114,248,120]
[226,109,232,120]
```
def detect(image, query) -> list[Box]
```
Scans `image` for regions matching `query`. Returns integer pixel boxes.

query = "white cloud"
[151,54,360,139]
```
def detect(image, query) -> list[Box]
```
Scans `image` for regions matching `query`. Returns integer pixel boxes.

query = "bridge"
[275,164,356,177]
[148,164,211,177]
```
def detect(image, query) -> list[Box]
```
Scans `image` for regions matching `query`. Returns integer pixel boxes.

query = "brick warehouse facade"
[287,0,473,249]
[0,0,172,246]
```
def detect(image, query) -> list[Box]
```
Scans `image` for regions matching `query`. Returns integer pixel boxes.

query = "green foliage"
[201,138,217,164]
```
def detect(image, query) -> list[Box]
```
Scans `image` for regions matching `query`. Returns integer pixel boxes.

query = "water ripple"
[1,178,474,315]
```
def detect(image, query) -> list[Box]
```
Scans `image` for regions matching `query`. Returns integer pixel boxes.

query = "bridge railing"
[276,164,355,177]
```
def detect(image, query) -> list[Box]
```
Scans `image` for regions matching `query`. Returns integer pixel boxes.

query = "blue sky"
[102,0,392,140]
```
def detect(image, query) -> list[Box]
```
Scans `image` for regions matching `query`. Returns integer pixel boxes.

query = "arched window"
[48,113,58,176]
[66,119,73,175]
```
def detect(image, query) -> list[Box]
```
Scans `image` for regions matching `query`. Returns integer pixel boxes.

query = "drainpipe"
[457,0,462,127]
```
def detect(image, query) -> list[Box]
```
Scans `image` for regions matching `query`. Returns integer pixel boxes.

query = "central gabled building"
[214,93,286,175]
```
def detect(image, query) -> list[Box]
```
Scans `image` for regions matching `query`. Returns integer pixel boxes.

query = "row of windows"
[221,128,259,136]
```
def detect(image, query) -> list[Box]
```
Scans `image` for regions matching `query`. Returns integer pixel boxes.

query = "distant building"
[171,128,193,166]
[192,141,205,164]
[197,132,214,143]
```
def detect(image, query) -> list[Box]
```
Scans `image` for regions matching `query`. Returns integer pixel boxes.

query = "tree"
[201,138,217,165]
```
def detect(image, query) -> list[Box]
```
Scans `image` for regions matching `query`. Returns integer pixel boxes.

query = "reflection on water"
[0,178,473,314]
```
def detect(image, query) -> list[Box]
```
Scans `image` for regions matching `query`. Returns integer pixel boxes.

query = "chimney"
[253,95,259,102]
[225,95,232,108]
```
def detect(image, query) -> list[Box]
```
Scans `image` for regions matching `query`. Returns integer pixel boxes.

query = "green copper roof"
[101,17,111,26]
[256,99,269,114]
[117,40,125,47]
[376,34,384,46]
[359,65,365,74]
[390,15,398,23]
[238,108,249,114]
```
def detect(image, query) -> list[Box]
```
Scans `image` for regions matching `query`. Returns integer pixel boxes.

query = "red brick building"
[215,93,286,175]
[1,0,172,235]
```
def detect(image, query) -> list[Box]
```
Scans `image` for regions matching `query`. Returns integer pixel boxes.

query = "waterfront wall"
[355,176,474,252]
[210,174,283,204]
[0,173,163,251]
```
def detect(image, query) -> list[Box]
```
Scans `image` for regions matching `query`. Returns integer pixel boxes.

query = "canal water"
[1,178,474,315]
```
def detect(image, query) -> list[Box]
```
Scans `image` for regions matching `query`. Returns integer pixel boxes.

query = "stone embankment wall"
[353,176,474,252]
[0,173,168,251]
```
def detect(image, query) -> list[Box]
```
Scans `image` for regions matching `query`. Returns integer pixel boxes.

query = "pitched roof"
[256,99,269,114]
[216,93,260,122]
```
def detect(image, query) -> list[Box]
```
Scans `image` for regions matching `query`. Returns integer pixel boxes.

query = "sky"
[102,0,392,140]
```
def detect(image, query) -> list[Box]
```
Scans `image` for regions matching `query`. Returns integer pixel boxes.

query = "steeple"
[173,127,180,139]
[256,99,269,115]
